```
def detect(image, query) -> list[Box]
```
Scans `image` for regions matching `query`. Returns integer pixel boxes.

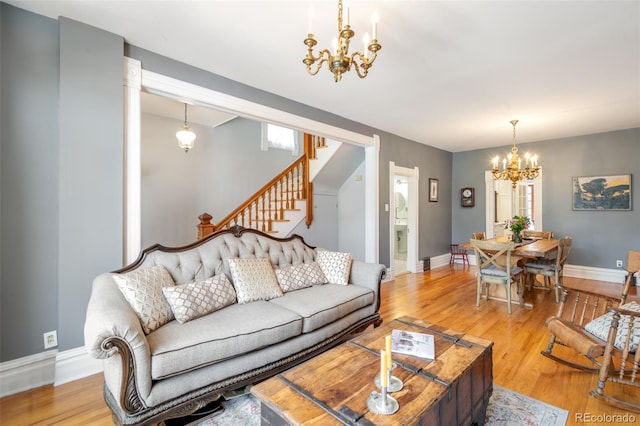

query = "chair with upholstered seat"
[470,238,524,314]
[541,250,640,412]
[449,243,469,266]
[590,250,640,412]
[523,236,572,303]
[471,232,486,240]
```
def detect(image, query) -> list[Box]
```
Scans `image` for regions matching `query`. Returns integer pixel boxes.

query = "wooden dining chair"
[471,232,486,240]
[470,239,524,314]
[520,230,553,240]
[523,236,572,303]
[449,243,469,266]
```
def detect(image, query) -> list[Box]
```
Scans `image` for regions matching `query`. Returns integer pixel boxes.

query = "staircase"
[197,133,340,239]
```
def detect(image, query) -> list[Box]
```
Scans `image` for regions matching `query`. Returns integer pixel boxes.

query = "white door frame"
[123,57,379,264]
[484,170,543,237]
[389,162,419,277]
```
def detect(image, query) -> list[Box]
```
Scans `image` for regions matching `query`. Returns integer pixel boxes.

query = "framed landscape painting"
[572,174,632,211]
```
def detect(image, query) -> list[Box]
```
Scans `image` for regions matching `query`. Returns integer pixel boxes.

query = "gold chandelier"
[303,0,381,82]
[492,120,540,188]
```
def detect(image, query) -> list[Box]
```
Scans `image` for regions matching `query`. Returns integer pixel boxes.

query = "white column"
[123,57,142,265]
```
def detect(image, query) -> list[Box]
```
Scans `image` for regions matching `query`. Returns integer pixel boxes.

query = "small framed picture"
[429,178,439,202]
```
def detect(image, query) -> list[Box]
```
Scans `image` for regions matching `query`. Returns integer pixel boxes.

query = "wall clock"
[461,187,475,207]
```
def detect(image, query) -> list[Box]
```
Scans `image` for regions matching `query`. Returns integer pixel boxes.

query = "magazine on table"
[391,329,435,360]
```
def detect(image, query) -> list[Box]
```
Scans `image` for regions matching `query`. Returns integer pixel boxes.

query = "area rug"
[186,384,568,426]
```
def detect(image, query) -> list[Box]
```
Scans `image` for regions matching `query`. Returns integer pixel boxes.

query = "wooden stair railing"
[197,133,324,239]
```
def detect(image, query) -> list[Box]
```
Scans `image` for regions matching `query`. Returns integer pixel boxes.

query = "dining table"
[459,236,560,309]
[459,235,558,258]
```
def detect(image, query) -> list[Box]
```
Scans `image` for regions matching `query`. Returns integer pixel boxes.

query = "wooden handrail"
[214,157,305,232]
[197,133,323,237]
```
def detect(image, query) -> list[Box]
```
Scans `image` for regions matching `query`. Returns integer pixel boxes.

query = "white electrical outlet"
[616,260,623,268]
[43,330,58,349]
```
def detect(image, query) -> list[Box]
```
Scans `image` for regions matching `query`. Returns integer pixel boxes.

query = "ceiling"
[8,1,639,152]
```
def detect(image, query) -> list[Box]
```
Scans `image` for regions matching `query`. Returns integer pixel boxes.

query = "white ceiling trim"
[141,68,375,148]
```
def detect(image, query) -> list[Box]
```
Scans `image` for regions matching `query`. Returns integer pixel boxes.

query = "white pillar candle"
[380,350,388,387]
[385,335,392,369]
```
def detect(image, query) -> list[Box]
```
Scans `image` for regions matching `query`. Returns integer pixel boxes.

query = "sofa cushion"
[275,262,327,293]
[584,301,640,352]
[113,265,175,334]
[316,251,353,285]
[269,284,374,333]
[147,301,302,379]
[162,274,237,323]
[228,257,283,304]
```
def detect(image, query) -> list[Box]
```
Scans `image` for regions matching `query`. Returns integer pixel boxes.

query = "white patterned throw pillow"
[162,274,237,323]
[275,262,327,292]
[316,251,353,285]
[228,258,283,304]
[584,301,640,352]
[113,265,176,334]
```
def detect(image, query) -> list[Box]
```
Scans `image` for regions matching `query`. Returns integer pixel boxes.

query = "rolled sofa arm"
[349,260,386,311]
[84,273,152,413]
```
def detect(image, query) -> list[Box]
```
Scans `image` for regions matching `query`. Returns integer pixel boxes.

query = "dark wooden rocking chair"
[541,250,640,412]
[589,250,640,412]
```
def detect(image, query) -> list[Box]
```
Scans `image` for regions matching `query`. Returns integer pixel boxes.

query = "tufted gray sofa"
[84,226,385,426]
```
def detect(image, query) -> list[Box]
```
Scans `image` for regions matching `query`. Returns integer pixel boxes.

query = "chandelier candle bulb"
[372,13,378,39]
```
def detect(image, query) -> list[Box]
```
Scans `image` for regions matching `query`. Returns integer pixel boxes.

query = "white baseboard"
[0,346,103,397]
[0,351,57,398]
[0,261,628,397]
[564,264,627,283]
[54,346,104,386]
[429,254,450,269]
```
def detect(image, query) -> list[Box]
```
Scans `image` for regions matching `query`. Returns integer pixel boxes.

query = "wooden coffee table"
[251,316,493,425]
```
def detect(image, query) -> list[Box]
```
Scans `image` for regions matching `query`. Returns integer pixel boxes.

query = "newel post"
[198,212,215,239]
[303,134,314,229]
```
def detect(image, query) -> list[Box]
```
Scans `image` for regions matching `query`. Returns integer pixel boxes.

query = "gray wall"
[338,162,367,260]
[58,17,123,352]
[195,118,295,225]
[1,4,60,360]
[1,6,124,359]
[452,128,639,268]
[141,115,294,247]
[0,4,449,362]
[378,137,453,266]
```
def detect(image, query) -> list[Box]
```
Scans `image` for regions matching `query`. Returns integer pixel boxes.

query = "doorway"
[484,171,542,237]
[123,58,380,265]
[389,162,419,277]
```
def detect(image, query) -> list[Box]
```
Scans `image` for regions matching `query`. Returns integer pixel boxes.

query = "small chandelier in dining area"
[492,120,540,188]
[303,0,381,82]
[176,103,196,153]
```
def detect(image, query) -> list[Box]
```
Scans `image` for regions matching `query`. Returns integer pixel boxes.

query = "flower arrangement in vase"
[505,216,531,243]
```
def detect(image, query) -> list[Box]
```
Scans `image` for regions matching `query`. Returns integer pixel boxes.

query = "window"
[261,123,300,155]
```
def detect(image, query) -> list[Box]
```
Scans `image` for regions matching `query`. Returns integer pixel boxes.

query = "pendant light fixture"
[491,120,540,188]
[176,103,196,153]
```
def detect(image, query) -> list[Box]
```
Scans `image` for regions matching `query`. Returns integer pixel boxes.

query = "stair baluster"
[197,133,324,237]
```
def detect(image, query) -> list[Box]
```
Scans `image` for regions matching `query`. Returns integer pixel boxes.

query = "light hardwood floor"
[1,265,638,425]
